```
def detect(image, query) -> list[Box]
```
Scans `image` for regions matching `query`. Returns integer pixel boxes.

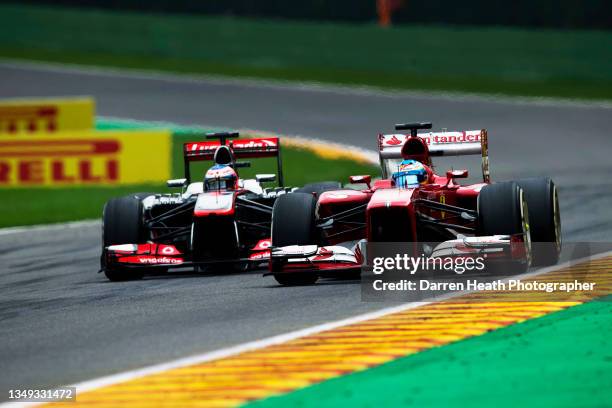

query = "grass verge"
[1,4,611,100]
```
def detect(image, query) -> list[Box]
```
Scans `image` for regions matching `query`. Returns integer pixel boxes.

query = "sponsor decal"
[420,132,481,145]
[187,137,278,152]
[386,135,403,145]
[0,97,94,134]
[233,138,278,148]
[138,256,183,265]
[0,130,171,187]
[252,239,272,251]
[381,131,481,147]
[249,250,270,260]
[158,244,181,256]
[117,255,184,265]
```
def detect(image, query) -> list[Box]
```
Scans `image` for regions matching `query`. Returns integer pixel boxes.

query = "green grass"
[0,125,378,228]
[247,297,612,408]
[1,4,611,100]
[1,184,166,227]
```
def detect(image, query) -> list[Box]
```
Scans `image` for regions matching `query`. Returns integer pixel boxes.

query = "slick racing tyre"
[274,273,319,286]
[271,192,318,285]
[295,181,341,196]
[478,181,532,274]
[102,195,147,281]
[516,178,561,266]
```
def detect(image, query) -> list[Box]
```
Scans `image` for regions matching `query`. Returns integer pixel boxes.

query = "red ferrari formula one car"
[100,132,339,281]
[269,122,561,285]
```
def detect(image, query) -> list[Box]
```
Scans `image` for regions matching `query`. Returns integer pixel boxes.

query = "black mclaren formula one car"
[100,131,338,281]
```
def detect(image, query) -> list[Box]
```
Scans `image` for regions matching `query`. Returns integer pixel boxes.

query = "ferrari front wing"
[269,234,529,275]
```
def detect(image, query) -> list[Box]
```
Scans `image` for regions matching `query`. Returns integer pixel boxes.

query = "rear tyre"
[102,196,146,281]
[295,181,341,195]
[516,178,561,266]
[271,193,318,285]
[478,182,531,274]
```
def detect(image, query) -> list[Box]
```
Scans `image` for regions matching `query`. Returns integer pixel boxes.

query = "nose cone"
[368,187,416,210]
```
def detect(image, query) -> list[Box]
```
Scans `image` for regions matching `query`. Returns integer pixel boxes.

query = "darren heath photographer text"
[369,255,596,293]
[372,279,595,292]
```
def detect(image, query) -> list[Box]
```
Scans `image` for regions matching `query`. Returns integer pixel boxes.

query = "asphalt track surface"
[1,62,611,398]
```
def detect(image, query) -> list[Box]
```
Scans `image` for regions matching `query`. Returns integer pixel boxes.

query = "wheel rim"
[519,189,532,266]
[552,185,561,251]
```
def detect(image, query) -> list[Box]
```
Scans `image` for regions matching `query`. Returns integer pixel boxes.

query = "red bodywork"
[317,135,485,245]
[316,177,484,244]
[270,127,516,276]
[314,130,489,245]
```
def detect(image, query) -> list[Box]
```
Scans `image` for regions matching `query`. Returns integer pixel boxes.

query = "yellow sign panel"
[0,130,171,187]
[0,97,95,134]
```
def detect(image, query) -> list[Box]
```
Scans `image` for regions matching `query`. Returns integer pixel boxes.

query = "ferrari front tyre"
[516,178,561,266]
[478,181,532,273]
[272,192,317,246]
[271,192,318,285]
[273,273,318,286]
[101,195,146,281]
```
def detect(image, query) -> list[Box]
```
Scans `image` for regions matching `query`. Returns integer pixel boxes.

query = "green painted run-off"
[246,297,612,408]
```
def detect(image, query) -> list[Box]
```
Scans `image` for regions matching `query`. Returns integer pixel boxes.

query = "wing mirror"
[446,169,468,181]
[349,175,371,189]
[256,174,276,183]
[167,178,187,188]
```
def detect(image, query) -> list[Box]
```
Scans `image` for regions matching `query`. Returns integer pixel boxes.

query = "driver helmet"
[392,159,429,188]
[204,164,238,191]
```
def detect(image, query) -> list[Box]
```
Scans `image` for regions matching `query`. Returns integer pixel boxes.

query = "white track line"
[0,219,100,236]
[1,59,611,110]
[2,249,610,407]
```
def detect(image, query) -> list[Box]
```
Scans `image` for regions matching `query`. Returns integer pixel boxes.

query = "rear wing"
[378,129,490,182]
[183,134,284,186]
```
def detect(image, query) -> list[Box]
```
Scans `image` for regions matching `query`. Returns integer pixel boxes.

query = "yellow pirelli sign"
[0,97,94,134]
[0,130,171,187]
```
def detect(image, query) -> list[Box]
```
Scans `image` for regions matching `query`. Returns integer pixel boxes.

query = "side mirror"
[256,174,276,183]
[446,169,468,180]
[167,178,187,188]
[349,175,371,189]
